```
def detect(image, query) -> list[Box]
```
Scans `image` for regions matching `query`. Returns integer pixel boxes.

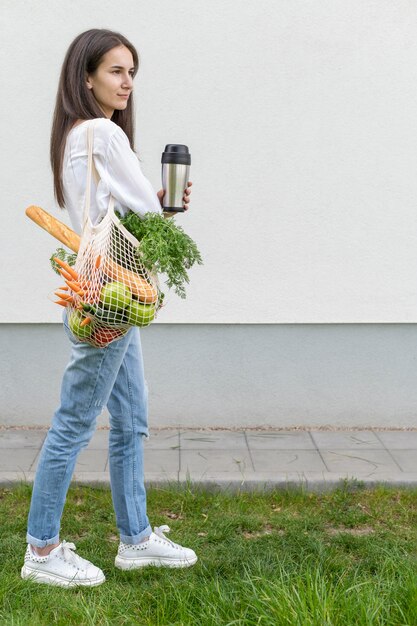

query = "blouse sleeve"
[96,123,163,219]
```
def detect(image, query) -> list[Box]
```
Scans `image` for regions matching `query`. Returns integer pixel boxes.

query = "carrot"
[56,294,75,305]
[58,268,73,281]
[55,299,69,307]
[70,287,85,297]
[58,285,69,291]
[53,257,79,280]
[80,316,92,327]
[54,290,73,301]
[95,255,101,269]
[65,280,84,295]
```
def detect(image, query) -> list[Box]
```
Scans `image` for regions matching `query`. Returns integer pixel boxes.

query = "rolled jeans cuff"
[120,523,153,545]
[26,532,60,548]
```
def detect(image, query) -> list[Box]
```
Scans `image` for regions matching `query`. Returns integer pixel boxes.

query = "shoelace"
[58,540,81,566]
[153,525,181,548]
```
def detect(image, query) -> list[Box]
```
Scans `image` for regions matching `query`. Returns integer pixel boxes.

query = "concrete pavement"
[1,428,417,492]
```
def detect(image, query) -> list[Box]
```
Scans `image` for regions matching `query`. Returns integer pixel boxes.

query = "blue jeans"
[26,313,152,547]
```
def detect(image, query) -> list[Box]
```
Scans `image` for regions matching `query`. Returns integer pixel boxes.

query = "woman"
[21,28,196,588]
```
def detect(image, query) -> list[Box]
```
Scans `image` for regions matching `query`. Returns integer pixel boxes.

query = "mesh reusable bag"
[62,120,161,347]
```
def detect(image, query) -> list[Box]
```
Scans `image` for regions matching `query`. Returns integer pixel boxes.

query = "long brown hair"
[51,29,139,208]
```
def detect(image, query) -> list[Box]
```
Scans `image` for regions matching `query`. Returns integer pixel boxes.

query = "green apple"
[68,311,93,339]
[81,303,127,326]
[100,282,132,311]
[126,300,156,327]
[92,307,127,326]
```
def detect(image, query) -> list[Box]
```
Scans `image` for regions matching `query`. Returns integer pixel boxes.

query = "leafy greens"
[50,247,77,274]
[117,211,203,299]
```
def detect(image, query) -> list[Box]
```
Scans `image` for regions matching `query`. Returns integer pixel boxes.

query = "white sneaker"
[115,525,198,570]
[21,540,105,588]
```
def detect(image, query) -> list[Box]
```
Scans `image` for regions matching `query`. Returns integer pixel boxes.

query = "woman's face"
[86,45,135,118]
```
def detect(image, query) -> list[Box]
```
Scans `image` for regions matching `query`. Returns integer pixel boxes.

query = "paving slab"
[376,431,417,449]
[0,448,39,472]
[180,449,253,475]
[143,449,179,476]
[251,449,326,472]
[320,449,400,475]
[311,431,382,449]
[180,431,246,449]
[246,431,315,449]
[1,428,417,491]
[388,450,417,473]
[0,430,46,449]
[144,430,180,449]
[30,448,109,473]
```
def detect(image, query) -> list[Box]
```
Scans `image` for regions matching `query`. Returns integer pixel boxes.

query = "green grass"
[1,480,417,625]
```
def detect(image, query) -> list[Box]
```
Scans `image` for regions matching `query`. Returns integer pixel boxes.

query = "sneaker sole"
[114,554,198,570]
[21,565,105,588]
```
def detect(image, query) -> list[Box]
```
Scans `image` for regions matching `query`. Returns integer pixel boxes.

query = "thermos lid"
[161,144,191,165]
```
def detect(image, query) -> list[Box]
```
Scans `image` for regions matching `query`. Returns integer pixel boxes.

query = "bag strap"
[83,120,114,228]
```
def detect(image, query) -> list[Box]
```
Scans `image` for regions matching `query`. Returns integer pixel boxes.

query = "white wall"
[2,0,417,324]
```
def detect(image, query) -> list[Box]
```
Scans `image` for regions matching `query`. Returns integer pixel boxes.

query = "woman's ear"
[85,74,93,90]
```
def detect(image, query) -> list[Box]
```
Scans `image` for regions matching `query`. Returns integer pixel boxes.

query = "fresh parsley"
[50,247,77,274]
[117,211,203,299]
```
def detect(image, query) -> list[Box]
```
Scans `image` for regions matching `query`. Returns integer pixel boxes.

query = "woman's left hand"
[157,181,192,211]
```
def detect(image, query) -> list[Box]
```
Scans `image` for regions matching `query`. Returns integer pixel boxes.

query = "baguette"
[25,205,158,303]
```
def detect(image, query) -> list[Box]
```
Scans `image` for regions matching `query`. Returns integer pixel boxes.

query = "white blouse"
[62,118,163,235]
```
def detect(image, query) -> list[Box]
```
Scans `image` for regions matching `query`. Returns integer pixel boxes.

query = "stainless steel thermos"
[161,144,191,213]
